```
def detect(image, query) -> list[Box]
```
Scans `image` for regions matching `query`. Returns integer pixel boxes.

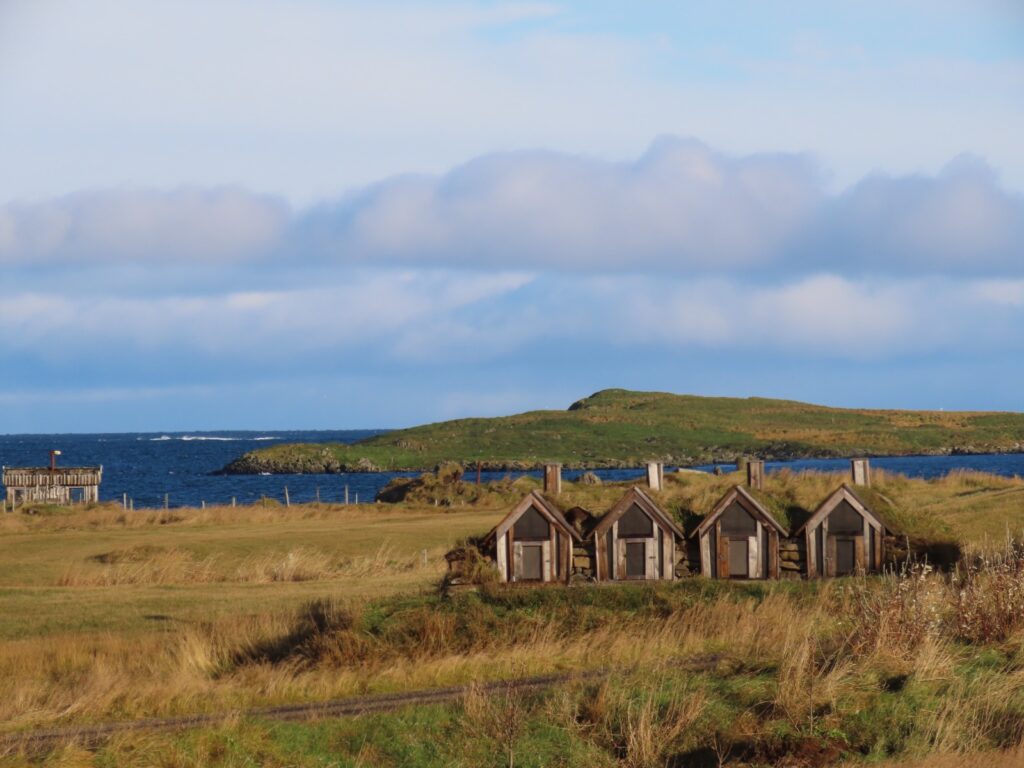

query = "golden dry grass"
[0,502,499,638]
[3,473,1024,766]
[847,749,1024,767]
[53,543,429,586]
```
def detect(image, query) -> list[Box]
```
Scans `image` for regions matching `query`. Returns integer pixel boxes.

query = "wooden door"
[625,541,645,578]
[513,542,550,581]
[715,524,729,579]
[728,538,748,578]
[619,538,658,580]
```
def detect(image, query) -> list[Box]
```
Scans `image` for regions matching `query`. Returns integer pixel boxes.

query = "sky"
[0,0,1023,432]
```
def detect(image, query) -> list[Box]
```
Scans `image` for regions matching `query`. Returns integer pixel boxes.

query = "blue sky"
[0,0,1022,432]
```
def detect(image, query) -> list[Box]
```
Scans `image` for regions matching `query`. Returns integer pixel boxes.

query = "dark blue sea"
[1,431,1023,508]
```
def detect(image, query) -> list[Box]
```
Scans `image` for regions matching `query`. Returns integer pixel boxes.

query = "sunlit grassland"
[0,503,502,638]
[3,469,1024,765]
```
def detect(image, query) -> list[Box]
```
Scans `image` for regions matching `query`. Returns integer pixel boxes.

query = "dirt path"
[0,670,608,756]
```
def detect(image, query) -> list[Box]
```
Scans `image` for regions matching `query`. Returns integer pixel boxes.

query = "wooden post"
[315,486,321,504]
[543,464,562,495]
[344,485,349,505]
[164,493,169,510]
[746,461,765,491]
[122,493,127,511]
[201,500,206,510]
[851,458,871,487]
[354,492,359,504]
[646,462,663,491]
[129,498,134,511]
[284,486,290,507]
[421,549,428,567]
[476,463,482,485]
[232,496,237,508]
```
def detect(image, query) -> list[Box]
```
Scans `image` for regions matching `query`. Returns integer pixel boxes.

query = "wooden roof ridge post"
[746,460,765,491]
[544,463,562,495]
[645,462,664,491]
[851,458,871,487]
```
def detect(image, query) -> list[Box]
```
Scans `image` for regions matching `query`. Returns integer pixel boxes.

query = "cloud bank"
[1,139,1022,275]
[2,138,1024,429]
[0,188,289,264]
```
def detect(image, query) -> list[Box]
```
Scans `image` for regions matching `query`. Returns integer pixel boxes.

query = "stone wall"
[572,543,595,580]
[779,537,807,580]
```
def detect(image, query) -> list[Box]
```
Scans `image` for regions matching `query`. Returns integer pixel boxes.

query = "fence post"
[284,486,290,507]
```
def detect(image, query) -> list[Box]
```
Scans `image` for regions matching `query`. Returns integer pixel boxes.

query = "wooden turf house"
[693,483,788,580]
[590,487,684,581]
[484,490,579,583]
[452,457,904,586]
[796,484,891,578]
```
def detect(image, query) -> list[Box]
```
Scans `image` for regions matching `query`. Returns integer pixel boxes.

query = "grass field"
[3,468,1024,766]
[0,503,500,638]
[221,389,1024,473]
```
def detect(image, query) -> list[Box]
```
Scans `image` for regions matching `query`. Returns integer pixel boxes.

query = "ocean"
[1,431,1023,509]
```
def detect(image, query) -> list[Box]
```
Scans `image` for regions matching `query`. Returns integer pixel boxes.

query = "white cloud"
[1,139,1021,274]
[4,270,1013,371]
[576,275,936,358]
[971,279,1024,307]
[0,271,533,361]
[316,138,822,271]
[800,155,1024,273]
[0,188,289,264]
[305,141,1024,274]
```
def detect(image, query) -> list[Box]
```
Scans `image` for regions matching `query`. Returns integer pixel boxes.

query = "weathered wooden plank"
[496,533,508,582]
[716,522,729,579]
[769,530,780,579]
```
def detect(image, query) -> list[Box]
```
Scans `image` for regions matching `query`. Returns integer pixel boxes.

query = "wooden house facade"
[797,485,889,578]
[590,487,683,582]
[486,491,578,583]
[693,485,788,580]
[457,459,897,586]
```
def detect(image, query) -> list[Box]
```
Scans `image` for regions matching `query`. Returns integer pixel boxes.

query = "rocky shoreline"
[217,444,1024,475]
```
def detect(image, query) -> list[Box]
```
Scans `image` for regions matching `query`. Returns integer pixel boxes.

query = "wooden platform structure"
[2,465,102,507]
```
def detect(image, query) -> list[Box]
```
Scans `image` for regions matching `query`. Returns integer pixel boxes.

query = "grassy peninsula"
[221,389,1024,474]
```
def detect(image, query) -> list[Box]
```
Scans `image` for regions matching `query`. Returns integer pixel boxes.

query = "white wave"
[252,437,279,441]
[150,435,238,442]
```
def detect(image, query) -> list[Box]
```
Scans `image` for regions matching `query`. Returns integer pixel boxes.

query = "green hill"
[219,389,1024,474]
